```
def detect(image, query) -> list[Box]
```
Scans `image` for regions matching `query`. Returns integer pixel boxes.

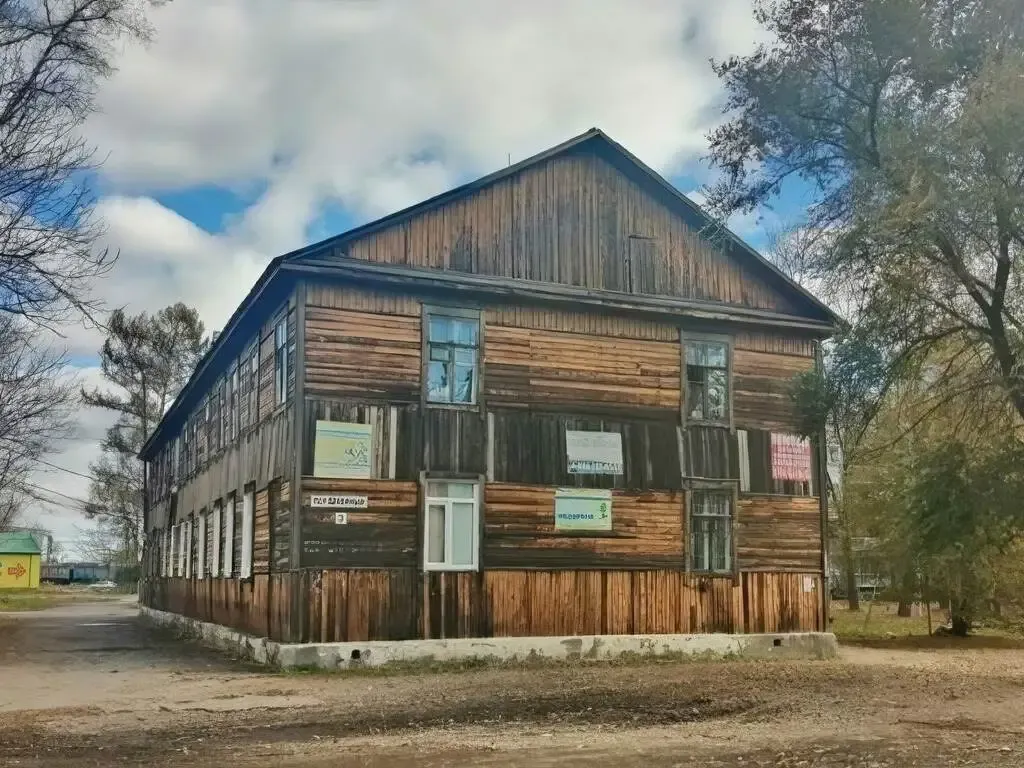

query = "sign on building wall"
[565,430,623,475]
[554,488,613,531]
[313,421,373,478]
[309,494,368,509]
[770,433,812,482]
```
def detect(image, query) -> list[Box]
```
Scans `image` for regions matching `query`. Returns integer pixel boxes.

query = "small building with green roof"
[0,532,41,589]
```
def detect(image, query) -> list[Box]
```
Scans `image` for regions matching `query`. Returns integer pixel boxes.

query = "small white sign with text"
[310,494,368,509]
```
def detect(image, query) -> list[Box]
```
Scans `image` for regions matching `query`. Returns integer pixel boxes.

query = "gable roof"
[289,127,838,324]
[141,129,838,460]
[0,531,41,555]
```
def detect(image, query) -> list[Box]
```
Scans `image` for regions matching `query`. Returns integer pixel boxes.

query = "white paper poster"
[565,430,623,475]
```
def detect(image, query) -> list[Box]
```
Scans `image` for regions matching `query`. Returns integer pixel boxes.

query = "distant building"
[39,561,118,585]
[0,532,42,590]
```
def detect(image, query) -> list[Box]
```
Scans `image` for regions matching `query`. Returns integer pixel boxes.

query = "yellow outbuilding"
[0,532,41,589]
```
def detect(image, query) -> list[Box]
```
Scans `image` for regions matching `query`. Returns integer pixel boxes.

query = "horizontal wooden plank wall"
[305,307,421,402]
[305,283,419,316]
[339,148,803,314]
[733,347,815,432]
[485,325,680,415]
[485,484,684,568]
[737,496,822,571]
[300,478,418,568]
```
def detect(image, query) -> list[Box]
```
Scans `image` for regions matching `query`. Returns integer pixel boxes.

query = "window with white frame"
[229,365,239,441]
[222,494,235,577]
[423,480,480,571]
[426,310,479,405]
[197,512,208,579]
[180,521,190,578]
[685,339,730,423]
[212,502,222,577]
[274,317,288,405]
[240,490,254,578]
[249,345,260,425]
[689,489,733,574]
[164,527,173,577]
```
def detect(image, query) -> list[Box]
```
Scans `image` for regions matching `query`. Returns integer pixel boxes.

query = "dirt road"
[2,599,1024,766]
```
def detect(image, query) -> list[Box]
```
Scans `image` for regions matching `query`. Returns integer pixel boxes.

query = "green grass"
[0,585,125,612]
[829,600,1024,649]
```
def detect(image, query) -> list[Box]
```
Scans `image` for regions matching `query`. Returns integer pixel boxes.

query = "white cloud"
[32,0,777,553]
[88,0,768,254]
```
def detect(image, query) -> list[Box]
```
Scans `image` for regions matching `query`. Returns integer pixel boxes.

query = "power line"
[20,481,93,510]
[31,457,96,482]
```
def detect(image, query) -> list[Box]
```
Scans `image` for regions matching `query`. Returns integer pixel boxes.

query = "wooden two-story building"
[139,129,837,644]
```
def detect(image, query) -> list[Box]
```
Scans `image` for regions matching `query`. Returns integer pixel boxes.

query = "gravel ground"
[2,599,1024,767]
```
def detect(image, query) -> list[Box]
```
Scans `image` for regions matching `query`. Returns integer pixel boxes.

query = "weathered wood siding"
[737,496,822,572]
[733,347,815,432]
[301,479,418,568]
[485,485,683,569]
[484,326,680,416]
[305,307,421,402]
[490,412,681,489]
[253,487,270,574]
[337,148,804,314]
[140,570,823,642]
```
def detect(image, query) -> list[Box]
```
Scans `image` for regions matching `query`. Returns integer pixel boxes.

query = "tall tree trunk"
[842,528,860,611]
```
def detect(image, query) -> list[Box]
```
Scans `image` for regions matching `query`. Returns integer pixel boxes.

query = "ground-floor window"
[690,489,733,574]
[423,480,480,571]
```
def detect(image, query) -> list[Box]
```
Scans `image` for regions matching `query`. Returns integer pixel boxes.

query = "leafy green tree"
[708,0,1024,422]
[82,304,208,560]
[792,327,892,609]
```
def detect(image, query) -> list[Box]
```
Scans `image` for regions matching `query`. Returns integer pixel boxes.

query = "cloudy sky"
[26,0,800,558]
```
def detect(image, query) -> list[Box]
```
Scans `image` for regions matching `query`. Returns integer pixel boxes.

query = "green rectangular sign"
[554,488,613,531]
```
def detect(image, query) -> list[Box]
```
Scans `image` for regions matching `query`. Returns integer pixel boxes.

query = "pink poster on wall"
[770,433,812,482]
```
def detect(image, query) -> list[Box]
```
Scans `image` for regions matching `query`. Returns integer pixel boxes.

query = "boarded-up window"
[627,235,661,294]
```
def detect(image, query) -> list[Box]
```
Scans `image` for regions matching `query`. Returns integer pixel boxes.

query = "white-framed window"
[212,502,222,578]
[423,480,480,571]
[689,489,734,574]
[164,527,172,578]
[274,317,288,405]
[222,494,235,577]
[183,519,193,579]
[240,490,254,578]
[197,512,207,580]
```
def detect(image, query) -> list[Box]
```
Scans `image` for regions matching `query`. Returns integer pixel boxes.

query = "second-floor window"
[274,317,288,405]
[426,310,479,405]
[685,339,730,423]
